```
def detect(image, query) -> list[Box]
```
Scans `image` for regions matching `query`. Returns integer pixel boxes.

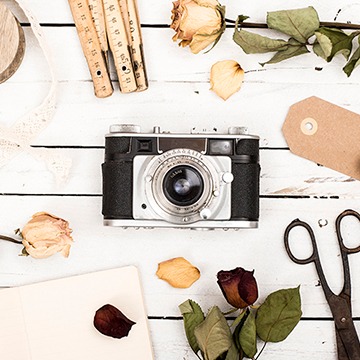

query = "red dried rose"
[217,267,258,309]
[94,304,135,339]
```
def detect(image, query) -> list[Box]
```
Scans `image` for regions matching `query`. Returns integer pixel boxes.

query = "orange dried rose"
[21,212,73,259]
[170,0,225,54]
[156,257,200,288]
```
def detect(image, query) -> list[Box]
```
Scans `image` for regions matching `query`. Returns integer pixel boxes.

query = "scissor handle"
[284,219,319,265]
[336,209,360,254]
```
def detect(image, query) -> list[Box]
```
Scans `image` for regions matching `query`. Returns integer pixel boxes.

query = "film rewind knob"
[110,124,141,133]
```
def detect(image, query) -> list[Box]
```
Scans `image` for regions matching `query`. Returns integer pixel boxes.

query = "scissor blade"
[336,325,360,360]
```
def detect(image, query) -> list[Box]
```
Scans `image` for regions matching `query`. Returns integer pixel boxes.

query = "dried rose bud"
[21,212,73,259]
[217,267,258,309]
[156,257,200,288]
[94,304,135,339]
[170,0,225,54]
[210,60,244,100]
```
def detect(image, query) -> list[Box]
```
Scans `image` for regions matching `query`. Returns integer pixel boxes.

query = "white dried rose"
[210,60,245,100]
[21,212,73,259]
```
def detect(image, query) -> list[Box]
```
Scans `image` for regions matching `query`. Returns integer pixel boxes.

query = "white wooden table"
[1,0,360,358]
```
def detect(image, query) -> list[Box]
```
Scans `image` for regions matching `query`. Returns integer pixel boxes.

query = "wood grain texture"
[0,196,359,318]
[4,0,360,24]
[148,319,360,359]
[0,148,359,197]
[0,0,360,358]
[0,2,25,83]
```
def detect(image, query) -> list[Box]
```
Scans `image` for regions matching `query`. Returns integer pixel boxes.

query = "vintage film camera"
[102,125,260,229]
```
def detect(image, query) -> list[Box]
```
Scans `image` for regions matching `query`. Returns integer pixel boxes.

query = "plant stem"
[223,308,239,315]
[225,18,360,30]
[0,235,22,245]
[254,342,267,360]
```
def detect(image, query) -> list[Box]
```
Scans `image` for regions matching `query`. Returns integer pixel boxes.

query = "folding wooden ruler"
[68,0,148,97]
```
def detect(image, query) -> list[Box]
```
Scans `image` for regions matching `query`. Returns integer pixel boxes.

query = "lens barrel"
[163,165,204,206]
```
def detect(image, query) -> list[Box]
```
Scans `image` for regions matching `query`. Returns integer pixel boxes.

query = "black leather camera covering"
[102,136,260,221]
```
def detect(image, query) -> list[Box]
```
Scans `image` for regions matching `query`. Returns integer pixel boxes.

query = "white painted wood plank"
[0,149,360,197]
[3,80,360,149]
[149,319,359,360]
[4,0,360,25]
[0,1,359,359]
[2,28,360,148]
[5,27,360,83]
[0,196,359,318]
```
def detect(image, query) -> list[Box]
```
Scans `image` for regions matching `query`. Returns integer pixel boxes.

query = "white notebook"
[0,266,154,360]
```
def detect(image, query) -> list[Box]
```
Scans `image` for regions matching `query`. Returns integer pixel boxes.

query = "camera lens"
[163,165,204,206]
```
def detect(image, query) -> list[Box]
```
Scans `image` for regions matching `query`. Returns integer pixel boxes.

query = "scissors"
[284,209,360,360]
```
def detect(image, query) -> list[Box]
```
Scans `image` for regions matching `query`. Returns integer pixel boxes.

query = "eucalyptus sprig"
[233,7,360,76]
[179,267,302,360]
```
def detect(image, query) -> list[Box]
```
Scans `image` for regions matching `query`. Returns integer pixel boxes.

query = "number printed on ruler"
[126,0,148,91]
[68,0,113,98]
[103,0,137,93]
[88,0,108,55]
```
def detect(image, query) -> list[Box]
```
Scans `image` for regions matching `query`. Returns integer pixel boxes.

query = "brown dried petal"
[94,304,135,339]
[156,257,200,288]
[210,60,244,100]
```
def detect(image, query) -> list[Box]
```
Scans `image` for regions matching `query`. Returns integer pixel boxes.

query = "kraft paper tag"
[282,96,360,180]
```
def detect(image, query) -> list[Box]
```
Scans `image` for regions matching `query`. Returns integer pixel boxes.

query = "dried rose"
[210,60,244,100]
[156,257,200,288]
[217,267,258,309]
[94,304,135,339]
[21,212,73,259]
[170,0,226,54]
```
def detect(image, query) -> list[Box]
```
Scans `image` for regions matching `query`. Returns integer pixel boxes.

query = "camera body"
[102,125,260,229]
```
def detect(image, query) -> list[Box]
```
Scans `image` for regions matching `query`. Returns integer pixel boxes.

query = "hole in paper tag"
[282,96,360,181]
[301,118,318,135]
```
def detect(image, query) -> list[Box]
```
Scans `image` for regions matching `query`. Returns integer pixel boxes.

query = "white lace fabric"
[0,0,72,185]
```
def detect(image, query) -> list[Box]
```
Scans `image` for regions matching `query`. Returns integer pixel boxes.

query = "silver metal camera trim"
[103,125,259,229]
[132,148,232,224]
[103,219,258,229]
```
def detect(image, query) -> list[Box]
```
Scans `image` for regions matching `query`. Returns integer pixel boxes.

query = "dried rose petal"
[94,304,135,339]
[210,60,244,100]
[156,257,200,288]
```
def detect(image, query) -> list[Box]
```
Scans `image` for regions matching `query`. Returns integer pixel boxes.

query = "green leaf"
[194,306,232,360]
[267,7,320,44]
[343,37,360,76]
[179,300,205,356]
[261,38,309,65]
[232,310,249,351]
[225,341,239,360]
[237,15,250,23]
[233,28,288,54]
[256,287,302,343]
[20,247,29,256]
[314,27,355,62]
[313,37,331,60]
[239,312,257,358]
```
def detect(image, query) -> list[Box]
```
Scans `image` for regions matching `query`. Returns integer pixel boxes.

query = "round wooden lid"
[0,3,26,84]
